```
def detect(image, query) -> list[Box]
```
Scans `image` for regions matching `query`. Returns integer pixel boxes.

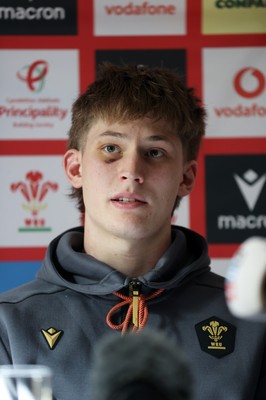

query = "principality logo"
[234,169,266,211]
[17,60,49,92]
[10,170,58,232]
[195,317,236,358]
[234,67,265,99]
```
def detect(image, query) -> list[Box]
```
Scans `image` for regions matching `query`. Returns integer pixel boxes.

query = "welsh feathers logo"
[10,170,58,232]
[233,67,265,99]
[17,60,49,92]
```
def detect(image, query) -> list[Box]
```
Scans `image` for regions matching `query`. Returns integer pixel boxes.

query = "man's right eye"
[103,144,120,154]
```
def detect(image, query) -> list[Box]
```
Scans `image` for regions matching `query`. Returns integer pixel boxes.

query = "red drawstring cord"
[106,289,164,334]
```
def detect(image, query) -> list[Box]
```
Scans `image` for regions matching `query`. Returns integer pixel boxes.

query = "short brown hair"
[68,63,206,213]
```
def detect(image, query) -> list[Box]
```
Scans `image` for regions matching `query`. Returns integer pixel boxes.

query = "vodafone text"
[104,2,176,15]
[214,103,266,117]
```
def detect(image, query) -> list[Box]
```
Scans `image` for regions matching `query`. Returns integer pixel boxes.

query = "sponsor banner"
[203,47,266,137]
[94,0,186,36]
[205,154,266,244]
[202,0,266,34]
[0,0,77,35]
[0,155,80,248]
[0,50,79,140]
[96,49,187,82]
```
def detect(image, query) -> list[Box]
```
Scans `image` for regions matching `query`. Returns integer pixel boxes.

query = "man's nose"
[119,152,144,184]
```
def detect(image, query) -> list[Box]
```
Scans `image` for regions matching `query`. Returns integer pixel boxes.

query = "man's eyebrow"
[99,131,174,143]
[147,135,173,143]
[99,131,126,139]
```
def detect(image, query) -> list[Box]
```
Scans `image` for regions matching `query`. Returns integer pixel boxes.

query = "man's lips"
[113,197,144,203]
[111,194,147,205]
[111,193,146,203]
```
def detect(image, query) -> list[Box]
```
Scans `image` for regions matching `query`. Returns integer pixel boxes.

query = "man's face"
[65,118,197,242]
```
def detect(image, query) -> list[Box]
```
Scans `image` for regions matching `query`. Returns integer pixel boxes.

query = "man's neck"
[83,226,172,277]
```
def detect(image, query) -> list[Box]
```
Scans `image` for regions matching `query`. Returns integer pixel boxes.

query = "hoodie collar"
[37,226,210,295]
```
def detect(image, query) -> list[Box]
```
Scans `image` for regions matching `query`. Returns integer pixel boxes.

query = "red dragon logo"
[11,170,58,231]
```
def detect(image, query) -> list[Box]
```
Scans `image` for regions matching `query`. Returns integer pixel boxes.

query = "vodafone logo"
[94,0,185,36]
[17,60,49,92]
[233,67,265,99]
[213,65,266,119]
[104,2,176,15]
[203,48,266,137]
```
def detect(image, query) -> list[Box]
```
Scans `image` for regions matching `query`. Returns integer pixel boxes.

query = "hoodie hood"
[37,225,210,295]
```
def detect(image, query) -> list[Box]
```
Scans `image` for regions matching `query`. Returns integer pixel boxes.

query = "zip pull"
[129,279,142,328]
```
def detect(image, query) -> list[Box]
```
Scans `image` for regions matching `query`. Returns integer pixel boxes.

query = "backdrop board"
[0,0,265,291]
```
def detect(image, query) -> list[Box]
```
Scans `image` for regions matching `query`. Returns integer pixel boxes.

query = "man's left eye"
[148,149,164,158]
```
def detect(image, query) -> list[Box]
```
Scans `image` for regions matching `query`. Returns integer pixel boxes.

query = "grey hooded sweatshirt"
[0,225,265,400]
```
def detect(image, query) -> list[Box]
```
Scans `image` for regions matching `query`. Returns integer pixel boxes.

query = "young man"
[0,64,265,400]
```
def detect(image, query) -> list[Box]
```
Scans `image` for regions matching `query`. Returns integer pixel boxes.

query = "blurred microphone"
[225,237,266,321]
[90,330,193,400]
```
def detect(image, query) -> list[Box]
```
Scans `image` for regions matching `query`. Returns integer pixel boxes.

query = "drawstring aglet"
[106,287,164,333]
[129,279,141,328]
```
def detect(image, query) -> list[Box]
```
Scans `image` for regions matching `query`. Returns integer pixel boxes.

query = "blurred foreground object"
[0,365,52,400]
[90,330,193,400]
[225,237,266,321]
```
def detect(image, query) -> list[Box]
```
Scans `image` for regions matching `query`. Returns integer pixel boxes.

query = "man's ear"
[64,149,82,188]
[177,160,197,198]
